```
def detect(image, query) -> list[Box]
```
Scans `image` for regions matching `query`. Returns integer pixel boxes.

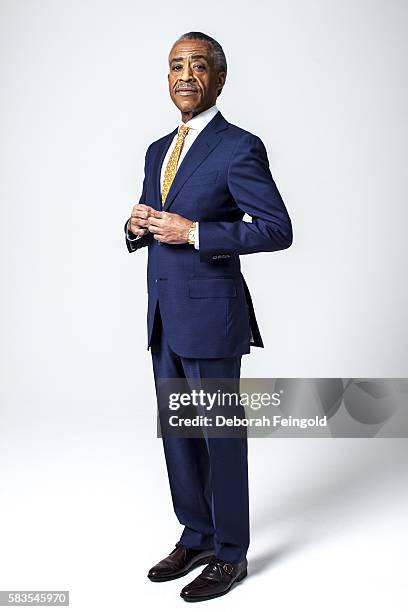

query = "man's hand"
[147,210,193,244]
[128,203,156,237]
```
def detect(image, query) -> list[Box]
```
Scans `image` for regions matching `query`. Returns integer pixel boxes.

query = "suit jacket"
[124,110,293,358]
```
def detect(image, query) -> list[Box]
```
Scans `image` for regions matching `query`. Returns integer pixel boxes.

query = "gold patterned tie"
[161,124,191,206]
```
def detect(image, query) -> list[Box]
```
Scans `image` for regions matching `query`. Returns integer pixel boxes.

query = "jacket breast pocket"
[188,278,237,298]
[184,170,219,187]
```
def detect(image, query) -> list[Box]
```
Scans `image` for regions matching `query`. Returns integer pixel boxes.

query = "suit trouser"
[150,305,250,564]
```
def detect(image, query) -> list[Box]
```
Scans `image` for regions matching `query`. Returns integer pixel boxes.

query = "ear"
[218,71,226,86]
[217,71,226,97]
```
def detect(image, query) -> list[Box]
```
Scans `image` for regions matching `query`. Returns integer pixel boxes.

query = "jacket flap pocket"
[189,278,237,298]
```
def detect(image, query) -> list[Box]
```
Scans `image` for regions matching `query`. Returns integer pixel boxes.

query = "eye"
[193,64,206,71]
[172,64,182,71]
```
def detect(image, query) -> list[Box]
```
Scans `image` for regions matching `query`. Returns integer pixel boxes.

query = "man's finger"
[149,210,165,219]
[148,225,163,235]
[148,217,165,228]
[132,220,149,230]
[131,212,150,223]
[132,208,151,219]
[131,227,148,237]
[132,203,155,215]
[130,215,149,226]
[136,203,153,210]
[149,222,164,234]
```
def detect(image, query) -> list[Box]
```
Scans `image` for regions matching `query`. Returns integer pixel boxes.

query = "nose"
[180,62,193,82]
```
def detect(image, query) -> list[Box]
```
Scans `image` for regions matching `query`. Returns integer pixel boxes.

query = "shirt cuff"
[194,221,199,249]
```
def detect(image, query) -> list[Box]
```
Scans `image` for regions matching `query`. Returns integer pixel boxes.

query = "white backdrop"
[1,1,407,611]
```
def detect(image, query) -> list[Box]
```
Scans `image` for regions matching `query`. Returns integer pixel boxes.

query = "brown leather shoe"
[180,558,248,601]
[147,542,215,582]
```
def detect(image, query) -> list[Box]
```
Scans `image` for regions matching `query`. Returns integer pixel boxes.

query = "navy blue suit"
[125,110,292,563]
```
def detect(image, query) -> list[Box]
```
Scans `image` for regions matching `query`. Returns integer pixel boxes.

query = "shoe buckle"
[223,563,234,575]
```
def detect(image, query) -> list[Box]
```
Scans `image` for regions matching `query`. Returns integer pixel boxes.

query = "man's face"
[168,39,226,115]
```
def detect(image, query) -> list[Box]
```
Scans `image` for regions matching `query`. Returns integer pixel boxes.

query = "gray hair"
[172,31,227,75]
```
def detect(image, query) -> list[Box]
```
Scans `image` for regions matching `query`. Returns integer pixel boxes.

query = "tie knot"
[178,124,190,138]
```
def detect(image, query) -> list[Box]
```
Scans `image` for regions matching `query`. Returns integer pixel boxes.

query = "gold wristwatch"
[187,221,196,245]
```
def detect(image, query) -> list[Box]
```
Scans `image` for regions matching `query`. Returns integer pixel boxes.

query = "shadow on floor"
[249,439,408,576]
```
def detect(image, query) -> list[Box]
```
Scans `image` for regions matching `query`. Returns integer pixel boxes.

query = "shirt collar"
[179,104,219,133]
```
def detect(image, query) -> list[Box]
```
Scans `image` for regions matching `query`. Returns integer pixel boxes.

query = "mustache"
[175,84,199,91]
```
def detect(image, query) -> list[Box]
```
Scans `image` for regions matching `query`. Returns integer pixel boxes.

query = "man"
[124,31,293,602]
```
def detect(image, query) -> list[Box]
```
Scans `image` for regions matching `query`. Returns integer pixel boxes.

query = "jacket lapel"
[152,111,228,211]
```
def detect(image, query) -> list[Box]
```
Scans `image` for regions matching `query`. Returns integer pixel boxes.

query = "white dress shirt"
[128,104,219,249]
